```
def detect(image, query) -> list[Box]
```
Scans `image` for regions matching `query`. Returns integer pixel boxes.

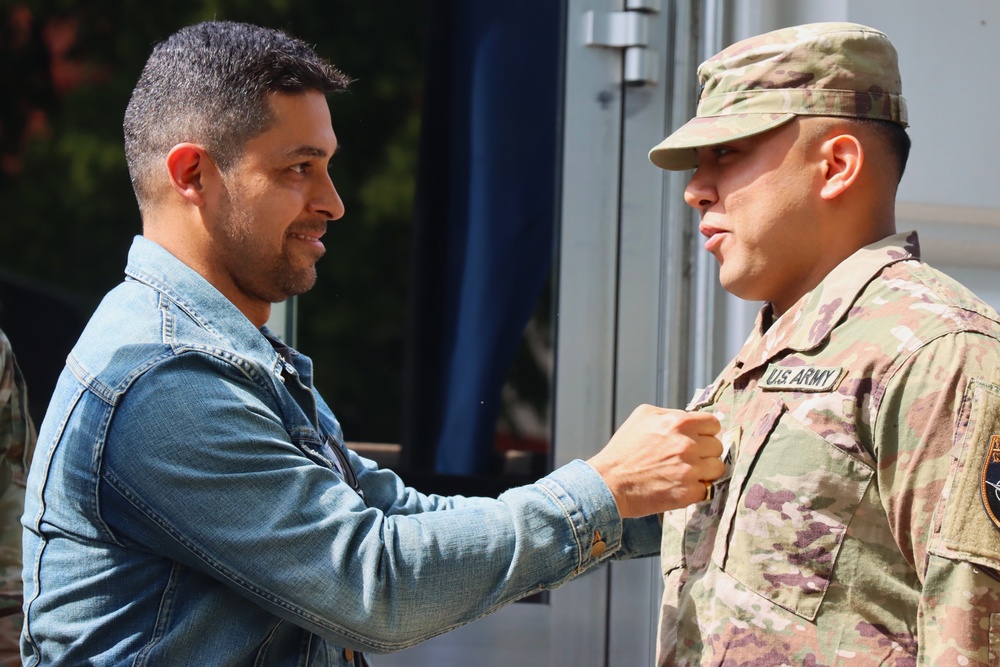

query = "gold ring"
[703,481,714,502]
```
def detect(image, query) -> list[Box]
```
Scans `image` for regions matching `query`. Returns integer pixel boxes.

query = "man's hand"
[587,404,723,518]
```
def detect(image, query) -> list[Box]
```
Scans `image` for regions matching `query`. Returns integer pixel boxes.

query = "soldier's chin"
[717,273,752,301]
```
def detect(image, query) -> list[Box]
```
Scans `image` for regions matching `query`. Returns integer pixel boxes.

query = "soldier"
[648,22,1000,666]
[0,326,34,665]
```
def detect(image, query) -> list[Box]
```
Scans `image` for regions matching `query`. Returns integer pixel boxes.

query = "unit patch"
[758,365,844,392]
[981,434,1000,529]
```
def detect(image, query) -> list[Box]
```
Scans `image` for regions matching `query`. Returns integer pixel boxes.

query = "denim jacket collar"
[124,235,286,379]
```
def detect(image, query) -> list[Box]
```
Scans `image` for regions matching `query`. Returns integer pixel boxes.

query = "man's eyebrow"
[283,145,338,159]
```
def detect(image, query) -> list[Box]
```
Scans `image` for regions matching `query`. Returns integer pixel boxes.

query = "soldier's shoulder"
[863,259,1000,334]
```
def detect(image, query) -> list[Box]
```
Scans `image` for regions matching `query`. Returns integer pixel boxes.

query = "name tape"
[759,365,844,392]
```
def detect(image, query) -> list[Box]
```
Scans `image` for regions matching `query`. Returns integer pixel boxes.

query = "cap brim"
[648,112,797,170]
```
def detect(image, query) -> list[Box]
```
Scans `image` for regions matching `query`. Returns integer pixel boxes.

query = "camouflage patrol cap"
[649,22,908,171]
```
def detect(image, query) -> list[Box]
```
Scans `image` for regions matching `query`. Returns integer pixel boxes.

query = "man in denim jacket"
[20,21,724,666]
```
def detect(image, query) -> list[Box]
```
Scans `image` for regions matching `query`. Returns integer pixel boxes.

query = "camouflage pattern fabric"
[650,22,908,171]
[657,232,1000,666]
[0,329,35,665]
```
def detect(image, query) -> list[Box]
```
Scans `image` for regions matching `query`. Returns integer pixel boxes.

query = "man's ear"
[818,133,863,200]
[165,143,215,207]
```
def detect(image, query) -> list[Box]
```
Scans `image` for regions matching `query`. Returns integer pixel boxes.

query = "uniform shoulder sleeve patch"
[936,379,1000,570]
[982,434,1000,529]
[758,364,844,392]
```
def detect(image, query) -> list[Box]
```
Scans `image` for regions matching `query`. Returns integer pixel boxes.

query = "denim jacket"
[22,236,659,666]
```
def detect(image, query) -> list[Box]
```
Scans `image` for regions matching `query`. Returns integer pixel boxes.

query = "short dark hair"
[854,118,912,183]
[123,21,350,210]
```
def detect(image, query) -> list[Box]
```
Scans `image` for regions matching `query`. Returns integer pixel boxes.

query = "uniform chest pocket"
[716,399,874,621]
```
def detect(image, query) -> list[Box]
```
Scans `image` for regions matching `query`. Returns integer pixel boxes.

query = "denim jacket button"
[344,648,354,662]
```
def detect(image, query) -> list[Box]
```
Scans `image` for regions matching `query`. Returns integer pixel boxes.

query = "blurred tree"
[0,0,426,441]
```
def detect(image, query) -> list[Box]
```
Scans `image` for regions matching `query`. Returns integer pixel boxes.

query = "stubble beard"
[217,196,319,305]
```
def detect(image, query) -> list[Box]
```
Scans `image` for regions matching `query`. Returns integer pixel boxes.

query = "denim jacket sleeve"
[99,350,651,652]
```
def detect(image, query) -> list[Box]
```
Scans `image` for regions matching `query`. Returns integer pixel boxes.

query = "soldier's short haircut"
[123,21,350,211]
[853,118,912,183]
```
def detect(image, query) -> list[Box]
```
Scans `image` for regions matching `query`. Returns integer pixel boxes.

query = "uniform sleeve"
[0,339,15,616]
[0,336,12,495]
[0,331,33,617]
[101,351,627,652]
[0,333,34,490]
[874,331,1000,666]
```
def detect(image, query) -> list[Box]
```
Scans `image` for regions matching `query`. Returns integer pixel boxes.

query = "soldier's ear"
[165,143,216,207]
[817,133,863,200]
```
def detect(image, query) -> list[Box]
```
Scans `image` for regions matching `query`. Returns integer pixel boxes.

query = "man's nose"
[313,172,345,221]
[683,168,717,211]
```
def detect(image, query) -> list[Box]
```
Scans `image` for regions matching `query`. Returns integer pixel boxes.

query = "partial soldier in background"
[648,22,1000,666]
[0,323,34,665]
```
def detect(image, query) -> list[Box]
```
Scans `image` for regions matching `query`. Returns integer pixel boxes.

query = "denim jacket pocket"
[717,399,874,621]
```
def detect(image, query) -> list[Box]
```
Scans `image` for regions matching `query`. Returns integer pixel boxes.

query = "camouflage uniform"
[656,232,1000,665]
[0,328,34,665]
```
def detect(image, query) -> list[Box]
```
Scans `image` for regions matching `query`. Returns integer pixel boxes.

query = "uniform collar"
[731,230,920,379]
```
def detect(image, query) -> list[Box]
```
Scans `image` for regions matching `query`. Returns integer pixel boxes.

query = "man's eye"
[291,163,308,174]
[712,146,734,157]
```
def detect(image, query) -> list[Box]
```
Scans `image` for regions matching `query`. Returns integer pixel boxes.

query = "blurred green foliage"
[0,0,426,441]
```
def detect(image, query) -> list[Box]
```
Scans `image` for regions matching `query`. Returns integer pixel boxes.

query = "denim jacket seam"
[159,345,278,398]
[66,354,117,407]
[133,560,182,667]
[91,399,123,546]
[21,383,88,662]
[159,293,175,345]
[127,267,223,339]
[67,349,179,408]
[252,620,288,667]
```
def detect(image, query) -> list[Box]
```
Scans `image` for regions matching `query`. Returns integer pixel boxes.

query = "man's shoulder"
[69,280,266,402]
[855,259,1000,338]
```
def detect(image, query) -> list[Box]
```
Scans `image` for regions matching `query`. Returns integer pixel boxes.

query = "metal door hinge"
[583,3,660,87]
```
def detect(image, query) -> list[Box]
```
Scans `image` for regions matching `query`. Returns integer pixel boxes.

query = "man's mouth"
[288,226,327,250]
[699,225,727,253]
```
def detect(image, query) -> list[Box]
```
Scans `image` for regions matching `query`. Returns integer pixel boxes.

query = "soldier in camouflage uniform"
[0,327,34,665]
[648,22,1000,666]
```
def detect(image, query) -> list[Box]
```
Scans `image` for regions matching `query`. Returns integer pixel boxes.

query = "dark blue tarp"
[406,0,561,475]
